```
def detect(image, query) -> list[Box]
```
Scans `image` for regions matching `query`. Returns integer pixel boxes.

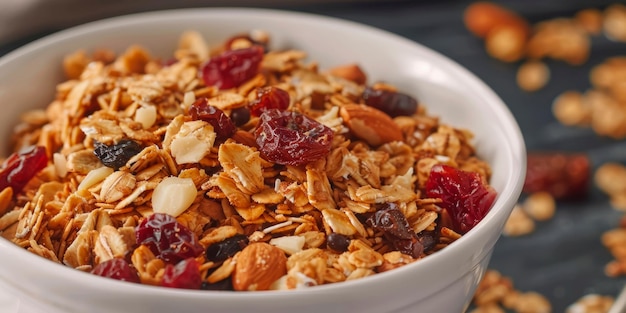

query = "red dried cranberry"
[91,258,140,283]
[205,234,249,262]
[425,164,497,234]
[189,98,236,141]
[230,107,251,127]
[161,258,202,289]
[0,146,48,194]
[135,213,204,264]
[326,232,351,252]
[250,87,290,117]
[200,46,264,90]
[93,139,143,170]
[362,87,418,117]
[255,109,334,166]
[524,152,589,200]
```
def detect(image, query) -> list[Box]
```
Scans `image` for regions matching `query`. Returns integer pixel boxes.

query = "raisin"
[250,86,290,117]
[326,233,351,252]
[189,98,236,141]
[0,145,48,194]
[93,139,143,170]
[524,152,589,200]
[255,109,334,166]
[135,213,204,264]
[200,45,264,90]
[366,203,414,239]
[161,258,202,289]
[230,107,251,127]
[362,87,418,117]
[366,203,424,258]
[425,164,497,234]
[91,258,140,283]
[205,234,249,263]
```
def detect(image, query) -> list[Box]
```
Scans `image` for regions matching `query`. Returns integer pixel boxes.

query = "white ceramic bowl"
[0,8,525,313]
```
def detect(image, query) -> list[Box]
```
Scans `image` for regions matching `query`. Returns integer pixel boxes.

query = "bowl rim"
[0,6,526,302]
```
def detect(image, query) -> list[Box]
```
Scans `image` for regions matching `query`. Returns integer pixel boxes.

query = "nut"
[339,104,403,146]
[328,64,367,85]
[485,24,527,63]
[151,176,197,217]
[516,61,549,92]
[464,1,529,39]
[232,242,287,291]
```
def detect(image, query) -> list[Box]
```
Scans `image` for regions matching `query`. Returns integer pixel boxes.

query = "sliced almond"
[152,176,197,217]
[340,104,402,146]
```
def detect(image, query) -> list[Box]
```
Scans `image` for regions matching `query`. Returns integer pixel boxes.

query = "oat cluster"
[0,30,494,290]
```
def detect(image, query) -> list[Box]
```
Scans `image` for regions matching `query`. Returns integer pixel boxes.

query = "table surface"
[2,0,626,312]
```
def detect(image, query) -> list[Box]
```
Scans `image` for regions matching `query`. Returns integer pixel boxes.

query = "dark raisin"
[161,258,202,289]
[417,230,439,253]
[230,107,251,127]
[392,237,424,258]
[255,109,334,166]
[0,145,48,194]
[93,139,143,170]
[362,87,418,117]
[524,152,589,200]
[366,203,414,240]
[205,234,249,262]
[425,164,497,234]
[250,86,290,117]
[189,98,236,141]
[326,233,351,252]
[91,258,140,283]
[200,46,264,90]
[135,213,204,264]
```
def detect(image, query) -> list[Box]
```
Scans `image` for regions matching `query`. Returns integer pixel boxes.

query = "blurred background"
[2,0,626,312]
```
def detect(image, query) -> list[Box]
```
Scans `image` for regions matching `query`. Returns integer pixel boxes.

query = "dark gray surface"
[2,0,626,312]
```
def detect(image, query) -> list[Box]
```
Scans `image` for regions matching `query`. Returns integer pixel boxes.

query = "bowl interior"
[0,7,526,312]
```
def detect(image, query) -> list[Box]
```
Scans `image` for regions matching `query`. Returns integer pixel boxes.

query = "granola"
[0,30,496,290]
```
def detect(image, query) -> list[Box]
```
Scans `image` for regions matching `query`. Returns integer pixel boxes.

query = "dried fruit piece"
[161,258,202,289]
[230,107,251,127]
[362,87,418,117]
[0,145,48,194]
[205,234,249,262]
[135,213,204,264]
[326,232,350,252]
[91,258,140,283]
[366,203,424,258]
[425,164,497,234]
[250,86,290,117]
[524,152,590,200]
[189,98,235,141]
[200,45,264,90]
[255,109,334,166]
[93,139,143,170]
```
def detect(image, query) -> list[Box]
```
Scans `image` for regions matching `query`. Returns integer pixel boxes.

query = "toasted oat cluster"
[0,30,495,290]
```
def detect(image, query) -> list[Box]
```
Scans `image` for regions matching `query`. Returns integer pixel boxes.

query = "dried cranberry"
[362,87,418,117]
[161,258,202,289]
[200,46,264,90]
[425,164,497,234]
[255,109,334,166]
[250,87,290,117]
[135,213,204,264]
[230,107,251,127]
[91,258,140,283]
[524,152,589,200]
[205,234,249,263]
[0,146,47,194]
[189,98,236,141]
[326,232,351,252]
[93,139,143,170]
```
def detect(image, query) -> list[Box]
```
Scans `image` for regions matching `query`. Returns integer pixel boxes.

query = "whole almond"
[340,104,403,146]
[328,64,367,85]
[232,242,287,291]
[464,1,529,39]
